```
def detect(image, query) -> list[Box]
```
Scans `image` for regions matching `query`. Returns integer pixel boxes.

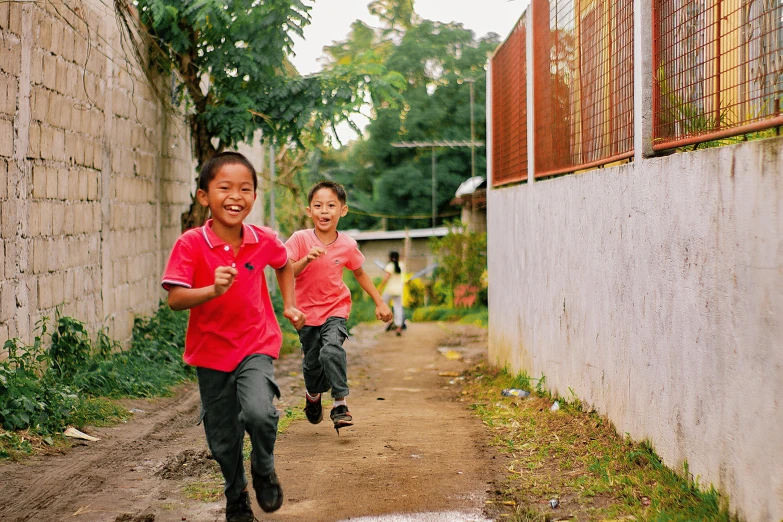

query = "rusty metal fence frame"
[532,0,634,178]
[653,0,783,150]
[491,15,528,187]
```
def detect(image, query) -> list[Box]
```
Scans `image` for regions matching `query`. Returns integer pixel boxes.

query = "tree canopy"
[296,4,500,233]
[115,0,403,229]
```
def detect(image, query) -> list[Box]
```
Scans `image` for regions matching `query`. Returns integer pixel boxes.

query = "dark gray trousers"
[196,354,280,503]
[297,316,350,399]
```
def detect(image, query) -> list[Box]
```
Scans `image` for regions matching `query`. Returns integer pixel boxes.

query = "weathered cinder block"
[0,281,15,322]
[7,0,20,35]
[0,323,9,348]
[55,94,71,128]
[61,30,74,65]
[78,169,88,201]
[38,274,52,310]
[55,59,67,94]
[32,87,48,122]
[42,54,57,91]
[67,167,79,201]
[30,49,44,86]
[87,170,98,201]
[52,129,65,163]
[32,164,46,199]
[39,201,52,236]
[48,237,66,273]
[62,204,74,236]
[57,167,68,200]
[0,159,8,200]
[3,239,16,279]
[73,37,87,71]
[1,200,16,239]
[0,3,10,31]
[0,75,16,116]
[50,17,62,57]
[45,165,57,199]
[52,202,63,236]
[52,271,64,306]
[0,34,20,77]
[63,268,74,303]
[28,203,40,237]
[32,237,46,274]
[0,119,13,158]
[39,125,54,160]
[92,139,101,170]
[27,123,41,158]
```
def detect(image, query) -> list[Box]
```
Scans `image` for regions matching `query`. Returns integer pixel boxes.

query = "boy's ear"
[305,206,312,217]
[196,188,209,207]
[340,205,349,217]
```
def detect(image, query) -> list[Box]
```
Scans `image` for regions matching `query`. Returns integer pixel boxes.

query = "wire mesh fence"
[532,0,634,178]
[491,15,528,187]
[653,0,783,150]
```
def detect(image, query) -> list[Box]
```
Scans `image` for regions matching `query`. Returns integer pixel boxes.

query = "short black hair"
[308,180,347,205]
[198,151,258,192]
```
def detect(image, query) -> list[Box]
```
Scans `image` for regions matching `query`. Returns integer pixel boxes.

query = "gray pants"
[298,316,350,399]
[196,354,280,503]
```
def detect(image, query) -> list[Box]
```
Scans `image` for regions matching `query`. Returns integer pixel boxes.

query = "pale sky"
[291,0,530,76]
[289,0,530,142]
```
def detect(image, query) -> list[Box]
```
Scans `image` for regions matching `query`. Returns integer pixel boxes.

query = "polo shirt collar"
[200,219,260,249]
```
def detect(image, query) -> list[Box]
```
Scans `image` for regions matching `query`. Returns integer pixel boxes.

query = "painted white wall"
[487,137,783,521]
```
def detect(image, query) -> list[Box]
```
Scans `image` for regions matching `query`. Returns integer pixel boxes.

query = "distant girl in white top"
[379,251,405,336]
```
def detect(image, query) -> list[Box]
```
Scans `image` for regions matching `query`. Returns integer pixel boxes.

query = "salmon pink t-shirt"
[285,229,365,326]
[161,221,288,372]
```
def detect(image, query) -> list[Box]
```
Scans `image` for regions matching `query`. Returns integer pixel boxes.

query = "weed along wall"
[487,137,783,520]
[0,0,195,346]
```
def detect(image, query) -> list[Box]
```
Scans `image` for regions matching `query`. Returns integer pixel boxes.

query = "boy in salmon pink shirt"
[162,152,305,522]
[285,181,392,433]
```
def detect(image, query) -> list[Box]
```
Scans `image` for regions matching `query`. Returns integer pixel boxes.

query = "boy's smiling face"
[196,162,256,235]
[307,187,348,235]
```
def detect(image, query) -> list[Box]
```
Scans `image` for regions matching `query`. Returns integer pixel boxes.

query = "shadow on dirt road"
[0,321,502,522]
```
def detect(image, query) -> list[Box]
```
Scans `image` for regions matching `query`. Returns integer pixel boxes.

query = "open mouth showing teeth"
[226,205,242,212]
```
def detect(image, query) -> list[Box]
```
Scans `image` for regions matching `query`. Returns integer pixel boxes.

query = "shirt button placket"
[223,245,236,268]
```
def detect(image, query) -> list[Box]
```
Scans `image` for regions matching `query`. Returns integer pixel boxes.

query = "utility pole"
[465,78,476,180]
[390,139,485,229]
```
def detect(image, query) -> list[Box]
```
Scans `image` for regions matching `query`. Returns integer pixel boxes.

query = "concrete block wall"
[0,0,195,346]
[487,137,783,521]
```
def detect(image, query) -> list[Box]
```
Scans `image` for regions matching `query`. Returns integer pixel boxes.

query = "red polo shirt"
[285,229,365,326]
[162,220,288,372]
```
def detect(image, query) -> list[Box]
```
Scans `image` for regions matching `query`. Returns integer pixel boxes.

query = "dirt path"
[0,321,501,522]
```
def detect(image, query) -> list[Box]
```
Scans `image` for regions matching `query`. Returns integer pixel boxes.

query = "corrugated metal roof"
[344,227,454,241]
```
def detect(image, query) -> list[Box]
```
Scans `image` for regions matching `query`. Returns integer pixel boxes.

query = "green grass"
[411,305,488,327]
[464,364,738,522]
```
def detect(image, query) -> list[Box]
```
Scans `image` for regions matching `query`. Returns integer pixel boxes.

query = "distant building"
[344,227,450,279]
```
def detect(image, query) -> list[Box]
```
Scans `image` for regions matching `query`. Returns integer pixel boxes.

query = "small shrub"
[49,313,92,382]
[404,278,428,308]
[411,305,488,327]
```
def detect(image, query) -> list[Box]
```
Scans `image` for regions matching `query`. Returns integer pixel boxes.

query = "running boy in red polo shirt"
[162,152,305,522]
[285,181,392,433]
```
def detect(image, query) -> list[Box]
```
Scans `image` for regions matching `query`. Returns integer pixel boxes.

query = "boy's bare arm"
[275,260,306,330]
[353,267,393,322]
[167,266,237,311]
[291,246,327,276]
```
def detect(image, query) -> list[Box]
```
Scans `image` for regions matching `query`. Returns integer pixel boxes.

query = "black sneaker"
[304,393,323,424]
[253,470,283,513]
[330,404,353,431]
[225,490,254,522]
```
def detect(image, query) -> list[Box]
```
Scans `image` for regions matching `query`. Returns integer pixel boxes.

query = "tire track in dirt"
[0,385,205,521]
[0,322,502,522]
